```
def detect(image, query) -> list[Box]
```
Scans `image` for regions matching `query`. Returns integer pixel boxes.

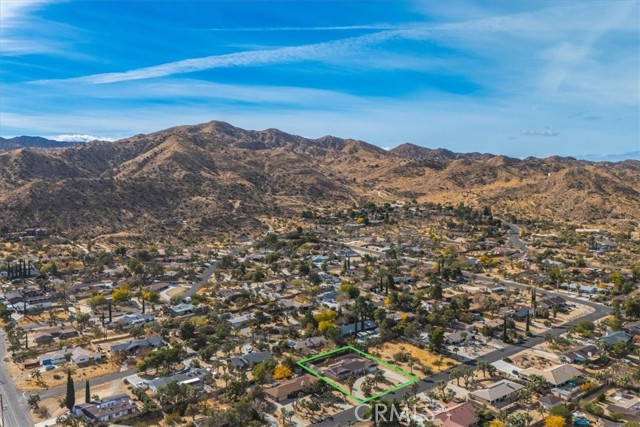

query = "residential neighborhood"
[0,202,639,427]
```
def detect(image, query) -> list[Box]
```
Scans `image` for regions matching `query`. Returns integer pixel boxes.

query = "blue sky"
[1,0,638,158]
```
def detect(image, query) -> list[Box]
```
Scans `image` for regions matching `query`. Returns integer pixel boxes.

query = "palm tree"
[345,375,356,394]
[477,360,490,378]
[373,369,385,387]
[408,356,417,375]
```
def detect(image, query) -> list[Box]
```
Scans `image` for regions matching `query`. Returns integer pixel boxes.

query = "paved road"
[34,367,135,400]
[313,280,610,427]
[0,334,34,427]
[506,223,527,252]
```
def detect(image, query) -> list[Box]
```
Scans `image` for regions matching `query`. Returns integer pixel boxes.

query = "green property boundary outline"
[296,345,419,404]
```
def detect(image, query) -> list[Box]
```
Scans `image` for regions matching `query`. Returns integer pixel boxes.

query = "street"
[0,333,33,427]
[505,222,527,252]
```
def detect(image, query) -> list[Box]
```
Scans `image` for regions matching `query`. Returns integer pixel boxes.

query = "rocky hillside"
[0,121,638,240]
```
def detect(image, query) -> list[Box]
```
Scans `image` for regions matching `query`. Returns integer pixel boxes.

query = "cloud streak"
[520,128,559,137]
[200,24,399,32]
[37,28,415,84]
[50,134,116,142]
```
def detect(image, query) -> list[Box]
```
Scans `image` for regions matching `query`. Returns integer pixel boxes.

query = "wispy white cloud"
[200,24,399,32]
[520,128,558,137]
[50,134,117,142]
[0,0,74,55]
[37,29,407,84]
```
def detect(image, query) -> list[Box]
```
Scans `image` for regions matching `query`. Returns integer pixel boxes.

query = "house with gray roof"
[318,356,377,381]
[73,394,137,422]
[598,331,632,347]
[229,351,273,371]
[339,320,377,336]
[148,368,206,393]
[110,336,163,353]
[470,379,524,407]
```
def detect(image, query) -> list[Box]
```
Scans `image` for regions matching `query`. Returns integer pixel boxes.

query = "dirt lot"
[372,341,458,374]
[510,349,560,370]
[18,310,70,326]
[15,360,121,392]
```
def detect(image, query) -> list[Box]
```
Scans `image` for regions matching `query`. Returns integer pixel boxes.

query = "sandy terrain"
[16,361,121,392]
[372,341,458,374]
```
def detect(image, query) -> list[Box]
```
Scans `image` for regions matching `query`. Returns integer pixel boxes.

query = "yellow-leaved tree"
[273,365,293,380]
[544,415,566,427]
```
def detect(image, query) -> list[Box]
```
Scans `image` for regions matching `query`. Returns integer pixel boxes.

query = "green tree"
[625,299,640,319]
[339,283,360,299]
[66,370,75,411]
[179,320,196,340]
[429,327,445,353]
[28,394,41,410]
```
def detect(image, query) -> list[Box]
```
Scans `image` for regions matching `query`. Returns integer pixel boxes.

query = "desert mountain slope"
[0,120,637,239]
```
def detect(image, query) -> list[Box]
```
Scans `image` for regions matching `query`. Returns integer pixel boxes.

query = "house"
[287,336,327,352]
[512,307,532,320]
[148,369,206,393]
[606,390,640,422]
[37,326,78,340]
[339,320,377,336]
[319,356,377,381]
[491,360,522,379]
[229,351,273,371]
[520,364,583,387]
[318,290,340,310]
[169,303,194,316]
[484,318,504,329]
[39,349,67,366]
[624,321,640,336]
[428,401,478,427]
[561,283,598,295]
[599,331,632,347]
[280,299,313,312]
[110,336,163,353]
[446,330,472,345]
[4,291,23,305]
[265,375,318,402]
[469,379,524,407]
[227,313,254,329]
[71,347,102,367]
[538,296,567,311]
[113,313,155,329]
[33,331,54,345]
[73,394,137,422]
[560,345,598,364]
[539,394,563,410]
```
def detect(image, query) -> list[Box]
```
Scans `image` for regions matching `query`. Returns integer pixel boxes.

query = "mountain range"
[0,121,638,241]
[0,136,82,151]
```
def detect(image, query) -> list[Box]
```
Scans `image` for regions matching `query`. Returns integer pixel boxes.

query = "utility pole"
[1,393,4,427]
